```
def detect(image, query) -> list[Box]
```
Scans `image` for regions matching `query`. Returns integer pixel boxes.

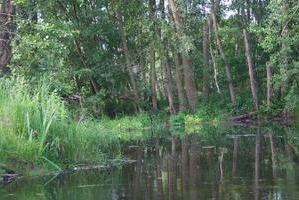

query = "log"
[231,111,258,122]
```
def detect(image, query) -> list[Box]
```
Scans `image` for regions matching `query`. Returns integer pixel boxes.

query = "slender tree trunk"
[139,49,146,104]
[164,55,176,114]
[168,0,198,112]
[0,0,14,76]
[241,6,259,110]
[208,17,221,94]
[117,12,140,109]
[266,61,273,105]
[281,0,289,97]
[203,19,210,97]
[150,48,158,112]
[174,53,186,112]
[149,0,158,112]
[182,55,197,112]
[161,0,175,114]
[211,0,236,104]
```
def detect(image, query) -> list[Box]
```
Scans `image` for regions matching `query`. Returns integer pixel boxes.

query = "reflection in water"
[232,137,239,177]
[189,135,200,200]
[1,125,299,200]
[155,137,164,200]
[168,134,177,200]
[268,131,277,178]
[254,128,261,200]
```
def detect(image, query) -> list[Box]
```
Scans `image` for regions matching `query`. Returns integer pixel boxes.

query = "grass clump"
[0,77,164,174]
[0,77,120,173]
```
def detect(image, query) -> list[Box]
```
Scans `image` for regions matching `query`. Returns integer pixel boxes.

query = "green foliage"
[0,77,155,173]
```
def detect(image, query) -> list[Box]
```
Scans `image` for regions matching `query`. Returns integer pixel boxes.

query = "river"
[1,123,299,199]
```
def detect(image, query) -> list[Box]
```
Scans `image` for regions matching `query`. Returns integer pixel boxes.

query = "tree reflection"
[155,137,164,199]
[232,137,239,177]
[189,134,201,199]
[168,134,177,200]
[254,128,261,200]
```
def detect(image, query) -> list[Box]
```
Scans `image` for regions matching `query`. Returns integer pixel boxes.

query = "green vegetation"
[0,77,159,174]
[0,0,298,174]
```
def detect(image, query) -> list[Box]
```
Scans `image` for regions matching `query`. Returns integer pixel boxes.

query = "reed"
[0,77,157,173]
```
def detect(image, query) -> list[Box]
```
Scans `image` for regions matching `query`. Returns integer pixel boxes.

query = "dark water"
[1,123,299,200]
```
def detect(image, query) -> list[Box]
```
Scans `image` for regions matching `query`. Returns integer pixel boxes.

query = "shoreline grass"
[0,77,159,175]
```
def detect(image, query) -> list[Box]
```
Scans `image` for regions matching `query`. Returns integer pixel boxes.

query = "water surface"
[1,123,299,200]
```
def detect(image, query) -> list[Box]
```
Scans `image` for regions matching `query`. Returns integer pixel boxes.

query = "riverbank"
[0,78,298,178]
[0,78,164,176]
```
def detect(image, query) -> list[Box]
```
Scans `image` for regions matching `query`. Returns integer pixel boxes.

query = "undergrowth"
[0,77,157,174]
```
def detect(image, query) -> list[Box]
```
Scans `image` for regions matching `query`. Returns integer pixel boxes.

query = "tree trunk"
[203,19,210,97]
[117,12,140,109]
[266,61,273,105]
[163,53,176,114]
[168,0,198,112]
[139,49,146,103]
[182,55,197,112]
[174,53,186,112]
[211,0,236,104]
[150,48,158,112]
[0,0,14,76]
[208,17,221,94]
[281,0,289,97]
[160,0,175,114]
[241,6,259,110]
[149,0,158,112]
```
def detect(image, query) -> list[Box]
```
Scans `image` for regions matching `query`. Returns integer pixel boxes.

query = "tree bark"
[281,0,289,97]
[168,0,198,112]
[208,17,221,94]
[0,0,14,76]
[160,0,175,114]
[266,61,273,105]
[203,18,210,97]
[241,5,259,110]
[163,52,176,114]
[149,0,158,112]
[211,0,236,104]
[117,11,140,109]
[174,53,186,112]
[150,47,158,112]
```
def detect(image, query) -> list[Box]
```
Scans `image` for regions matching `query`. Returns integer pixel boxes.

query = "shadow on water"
[1,122,299,199]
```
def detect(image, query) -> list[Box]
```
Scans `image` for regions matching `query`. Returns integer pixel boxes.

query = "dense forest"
[0,0,298,117]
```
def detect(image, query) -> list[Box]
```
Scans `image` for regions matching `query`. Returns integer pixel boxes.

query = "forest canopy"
[0,0,298,117]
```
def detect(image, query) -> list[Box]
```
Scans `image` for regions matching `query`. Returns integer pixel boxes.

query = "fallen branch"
[231,111,258,122]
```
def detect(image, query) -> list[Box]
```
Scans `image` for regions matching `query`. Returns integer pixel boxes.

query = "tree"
[149,0,158,112]
[241,1,259,110]
[210,0,236,104]
[0,0,14,76]
[168,0,198,112]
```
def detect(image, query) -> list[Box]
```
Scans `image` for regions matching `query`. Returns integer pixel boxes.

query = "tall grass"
[0,78,109,171]
[0,77,159,173]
